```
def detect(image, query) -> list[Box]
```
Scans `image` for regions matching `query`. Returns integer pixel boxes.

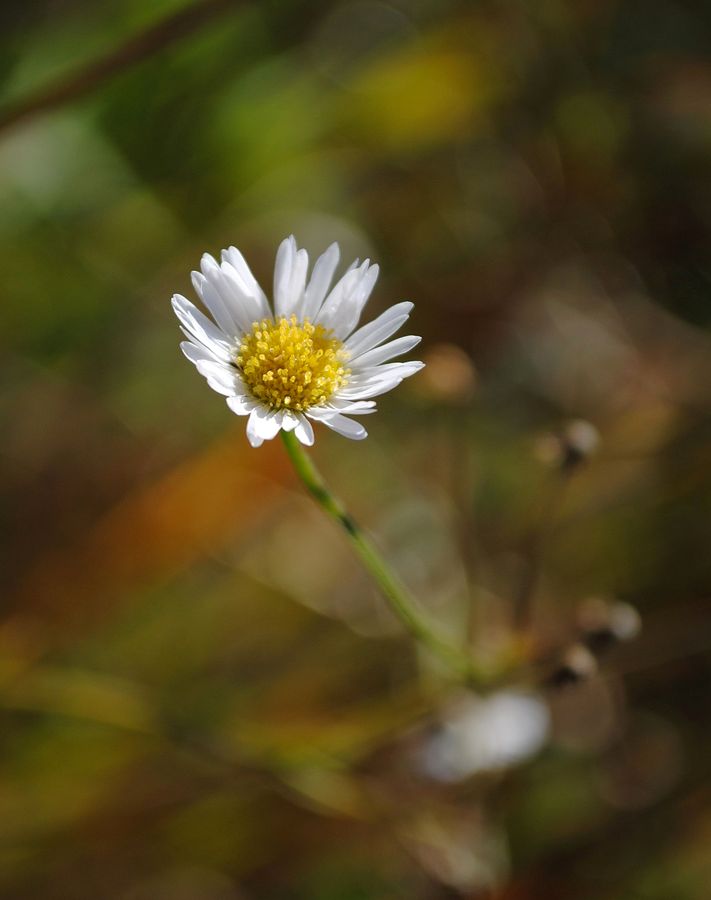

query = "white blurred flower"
[421,691,550,782]
[173,236,423,447]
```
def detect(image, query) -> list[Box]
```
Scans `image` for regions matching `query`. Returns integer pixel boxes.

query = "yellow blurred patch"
[346,38,502,150]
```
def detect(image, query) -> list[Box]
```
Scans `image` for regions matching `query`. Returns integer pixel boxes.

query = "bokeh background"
[1,1,711,898]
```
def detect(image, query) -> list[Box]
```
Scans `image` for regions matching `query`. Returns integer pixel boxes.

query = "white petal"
[345,301,413,357]
[327,399,378,415]
[281,411,300,432]
[221,245,269,307]
[351,335,421,368]
[337,363,424,400]
[336,380,403,400]
[301,242,340,321]
[347,361,425,382]
[310,411,368,441]
[250,406,283,442]
[317,260,379,339]
[227,395,259,416]
[172,295,232,363]
[246,415,264,447]
[273,236,294,312]
[221,262,272,323]
[343,263,379,336]
[192,270,245,337]
[202,375,238,397]
[195,359,242,396]
[201,254,269,330]
[316,264,362,332]
[294,414,314,446]
[191,271,234,336]
[274,236,309,319]
[180,340,215,365]
[258,412,284,441]
[245,407,282,446]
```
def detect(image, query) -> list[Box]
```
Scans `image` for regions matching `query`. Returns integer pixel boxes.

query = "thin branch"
[281,431,481,681]
[0,0,237,136]
[511,469,571,630]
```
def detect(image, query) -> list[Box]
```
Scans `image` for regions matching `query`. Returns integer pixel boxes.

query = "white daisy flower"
[173,235,424,447]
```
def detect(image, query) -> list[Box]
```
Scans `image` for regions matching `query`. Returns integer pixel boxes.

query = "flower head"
[173,236,423,446]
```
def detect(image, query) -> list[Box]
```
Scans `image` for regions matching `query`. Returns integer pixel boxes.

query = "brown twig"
[511,469,571,631]
[512,421,600,630]
[0,0,237,136]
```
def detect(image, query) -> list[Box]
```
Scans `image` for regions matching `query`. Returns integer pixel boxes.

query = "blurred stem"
[281,431,475,680]
[0,0,236,135]
[447,411,480,645]
[513,469,572,630]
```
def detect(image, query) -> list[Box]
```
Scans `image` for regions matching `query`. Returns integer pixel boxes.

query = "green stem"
[281,431,474,678]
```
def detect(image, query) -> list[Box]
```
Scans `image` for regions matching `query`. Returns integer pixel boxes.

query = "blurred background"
[1,1,710,897]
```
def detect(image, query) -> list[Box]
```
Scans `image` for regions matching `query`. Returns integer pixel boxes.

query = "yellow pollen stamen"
[235,315,350,412]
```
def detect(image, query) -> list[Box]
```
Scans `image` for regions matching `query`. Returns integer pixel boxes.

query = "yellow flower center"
[235,316,350,412]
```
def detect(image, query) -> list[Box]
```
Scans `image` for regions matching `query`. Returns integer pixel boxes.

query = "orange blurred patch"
[8,430,293,646]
